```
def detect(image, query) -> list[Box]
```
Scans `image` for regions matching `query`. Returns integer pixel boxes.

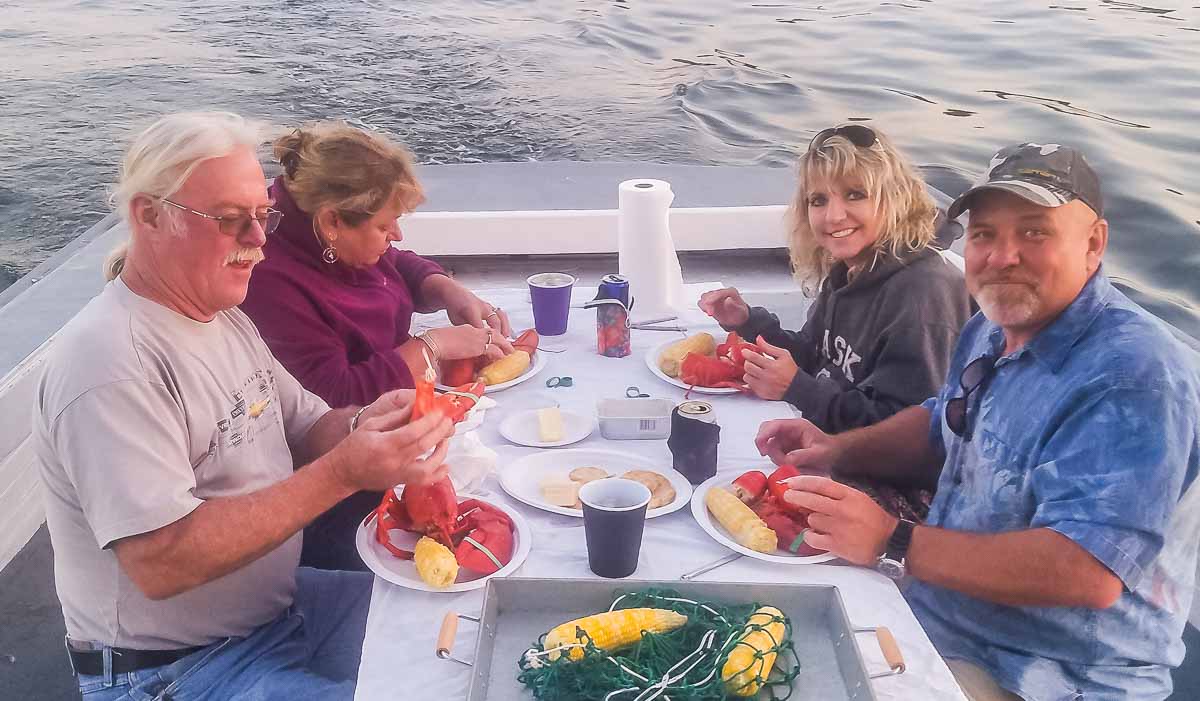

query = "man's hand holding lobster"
[329,398,454,493]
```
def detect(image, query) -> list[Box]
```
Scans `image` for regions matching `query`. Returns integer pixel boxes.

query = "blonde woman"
[701,125,971,518]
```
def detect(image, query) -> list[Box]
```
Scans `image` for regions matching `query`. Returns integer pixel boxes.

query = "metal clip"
[625,386,650,398]
[546,376,574,388]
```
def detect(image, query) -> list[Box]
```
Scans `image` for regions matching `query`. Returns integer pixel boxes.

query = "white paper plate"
[499,408,594,448]
[437,350,550,394]
[498,448,692,518]
[644,335,741,395]
[691,468,837,564]
[356,490,532,592]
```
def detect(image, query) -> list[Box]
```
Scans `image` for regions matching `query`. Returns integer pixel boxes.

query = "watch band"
[885,518,916,562]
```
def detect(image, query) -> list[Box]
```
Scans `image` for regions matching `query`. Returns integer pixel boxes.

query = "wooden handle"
[876,627,905,673]
[436,611,459,659]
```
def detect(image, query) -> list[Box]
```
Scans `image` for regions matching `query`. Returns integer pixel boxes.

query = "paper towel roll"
[617,179,686,323]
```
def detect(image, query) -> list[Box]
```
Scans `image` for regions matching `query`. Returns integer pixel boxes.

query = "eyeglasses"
[808,125,879,152]
[159,198,282,237]
[945,354,998,440]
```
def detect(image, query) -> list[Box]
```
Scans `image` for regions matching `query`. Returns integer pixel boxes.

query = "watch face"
[877,558,905,580]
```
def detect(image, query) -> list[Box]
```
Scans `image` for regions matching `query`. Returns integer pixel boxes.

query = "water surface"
[1,0,1197,330]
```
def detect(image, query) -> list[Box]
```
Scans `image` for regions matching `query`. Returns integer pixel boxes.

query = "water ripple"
[0,0,1197,330]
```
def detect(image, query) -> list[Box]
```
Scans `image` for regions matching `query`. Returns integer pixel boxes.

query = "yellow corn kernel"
[658,332,716,378]
[478,350,531,385]
[414,536,458,589]
[722,606,787,696]
[705,486,777,554]
[544,608,688,661]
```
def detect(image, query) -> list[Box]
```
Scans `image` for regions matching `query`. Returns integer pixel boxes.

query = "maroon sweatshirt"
[241,177,446,408]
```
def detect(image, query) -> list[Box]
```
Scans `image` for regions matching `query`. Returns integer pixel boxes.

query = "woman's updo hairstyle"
[274,122,424,226]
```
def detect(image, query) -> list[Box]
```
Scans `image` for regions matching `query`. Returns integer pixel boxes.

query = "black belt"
[68,645,205,676]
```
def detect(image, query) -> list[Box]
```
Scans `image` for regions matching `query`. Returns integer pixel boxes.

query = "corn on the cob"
[544,608,688,661]
[478,350,531,385]
[706,486,777,553]
[658,332,716,377]
[722,606,787,696]
[414,536,459,589]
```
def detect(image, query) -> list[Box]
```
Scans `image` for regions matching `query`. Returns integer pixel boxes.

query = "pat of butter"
[537,407,564,442]
[540,477,580,507]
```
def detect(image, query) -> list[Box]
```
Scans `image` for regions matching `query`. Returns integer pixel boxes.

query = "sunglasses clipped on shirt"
[945,354,998,440]
[808,124,879,153]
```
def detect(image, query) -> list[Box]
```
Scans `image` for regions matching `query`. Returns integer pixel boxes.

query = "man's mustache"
[976,275,1037,287]
[224,248,265,265]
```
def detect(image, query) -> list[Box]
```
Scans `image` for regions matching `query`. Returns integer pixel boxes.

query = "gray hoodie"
[735,248,971,432]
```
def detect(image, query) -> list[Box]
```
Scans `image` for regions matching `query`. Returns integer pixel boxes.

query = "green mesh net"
[517,588,801,700]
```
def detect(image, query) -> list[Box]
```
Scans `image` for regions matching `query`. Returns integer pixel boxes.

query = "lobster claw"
[453,499,515,575]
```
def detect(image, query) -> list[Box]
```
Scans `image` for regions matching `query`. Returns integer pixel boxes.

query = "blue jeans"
[75,567,373,701]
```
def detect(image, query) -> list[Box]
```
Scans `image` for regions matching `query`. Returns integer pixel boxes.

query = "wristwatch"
[875,518,916,580]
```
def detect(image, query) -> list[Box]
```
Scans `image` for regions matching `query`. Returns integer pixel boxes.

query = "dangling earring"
[314,221,338,264]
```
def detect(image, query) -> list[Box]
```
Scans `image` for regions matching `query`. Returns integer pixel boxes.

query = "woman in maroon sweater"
[242,122,513,570]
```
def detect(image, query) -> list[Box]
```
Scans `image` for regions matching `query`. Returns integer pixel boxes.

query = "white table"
[354,283,967,701]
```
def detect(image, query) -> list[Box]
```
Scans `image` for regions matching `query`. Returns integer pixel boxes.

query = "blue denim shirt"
[906,271,1200,701]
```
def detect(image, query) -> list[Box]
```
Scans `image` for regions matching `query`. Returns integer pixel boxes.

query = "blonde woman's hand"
[742,336,798,400]
[697,287,751,329]
[425,325,514,363]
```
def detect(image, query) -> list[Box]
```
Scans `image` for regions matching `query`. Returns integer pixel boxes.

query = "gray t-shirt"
[33,277,330,649]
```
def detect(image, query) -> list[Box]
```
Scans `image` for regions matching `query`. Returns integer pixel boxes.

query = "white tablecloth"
[354,283,967,701]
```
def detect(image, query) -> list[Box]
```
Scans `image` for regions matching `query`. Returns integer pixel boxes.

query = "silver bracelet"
[416,330,441,362]
[349,403,371,432]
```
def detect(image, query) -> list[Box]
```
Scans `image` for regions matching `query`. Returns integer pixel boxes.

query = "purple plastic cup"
[527,272,575,336]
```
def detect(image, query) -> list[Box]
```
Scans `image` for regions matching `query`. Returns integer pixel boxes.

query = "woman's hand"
[742,337,799,400]
[422,275,512,337]
[424,325,514,363]
[329,406,455,492]
[698,287,751,329]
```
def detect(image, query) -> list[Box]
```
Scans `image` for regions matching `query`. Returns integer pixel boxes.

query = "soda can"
[597,273,631,309]
[668,401,720,485]
[677,400,716,423]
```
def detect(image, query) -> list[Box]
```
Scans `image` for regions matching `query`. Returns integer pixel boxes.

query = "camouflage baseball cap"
[948,143,1104,219]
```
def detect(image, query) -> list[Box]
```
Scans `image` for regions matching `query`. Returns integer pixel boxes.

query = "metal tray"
[436,577,905,700]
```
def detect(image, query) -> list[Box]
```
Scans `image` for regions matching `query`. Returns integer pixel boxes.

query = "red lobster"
[370,371,514,576]
[678,332,760,391]
[440,329,539,385]
[373,478,515,575]
[732,465,827,557]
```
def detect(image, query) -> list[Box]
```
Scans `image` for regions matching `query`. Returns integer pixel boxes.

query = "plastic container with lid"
[596,398,675,440]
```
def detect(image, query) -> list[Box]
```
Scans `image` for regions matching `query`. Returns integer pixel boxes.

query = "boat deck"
[3,252,1199,700]
[1,162,1197,699]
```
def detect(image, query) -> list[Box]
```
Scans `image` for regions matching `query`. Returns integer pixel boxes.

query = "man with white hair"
[757,143,1200,700]
[34,112,454,700]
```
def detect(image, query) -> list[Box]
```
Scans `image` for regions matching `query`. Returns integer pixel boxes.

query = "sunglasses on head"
[945,354,998,440]
[808,125,879,152]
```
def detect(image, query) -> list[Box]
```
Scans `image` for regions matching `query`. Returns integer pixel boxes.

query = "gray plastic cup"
[579,478,651,578]
[527,272,575,336]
